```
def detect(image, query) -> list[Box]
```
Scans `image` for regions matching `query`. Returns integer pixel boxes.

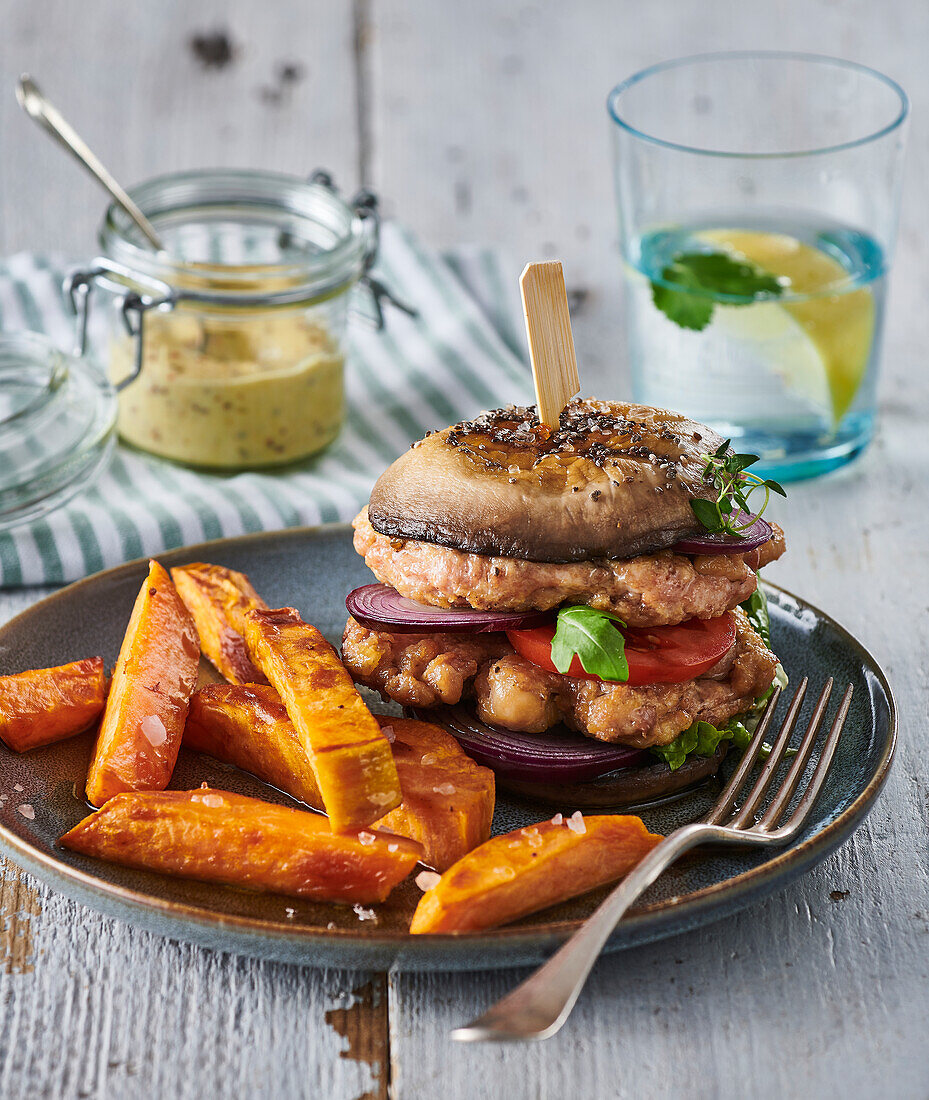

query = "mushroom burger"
[343,399,786,806]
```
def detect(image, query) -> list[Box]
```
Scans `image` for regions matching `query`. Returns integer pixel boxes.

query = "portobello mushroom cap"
[368,399,728,563]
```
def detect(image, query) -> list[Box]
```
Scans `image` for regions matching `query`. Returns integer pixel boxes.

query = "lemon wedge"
[697,229,874,424]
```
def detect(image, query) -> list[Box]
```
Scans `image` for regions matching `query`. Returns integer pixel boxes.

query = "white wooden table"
[1,1,927,1096]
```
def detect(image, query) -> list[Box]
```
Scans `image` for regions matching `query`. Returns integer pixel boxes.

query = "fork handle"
[452,822,728,1043]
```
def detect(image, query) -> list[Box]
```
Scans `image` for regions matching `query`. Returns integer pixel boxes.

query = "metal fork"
[452,677,852,1042]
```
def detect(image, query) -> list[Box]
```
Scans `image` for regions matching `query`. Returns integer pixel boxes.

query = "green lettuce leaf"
[651,716,751,771]
[740,584,771,647]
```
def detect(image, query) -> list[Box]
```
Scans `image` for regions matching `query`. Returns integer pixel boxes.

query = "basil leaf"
[550,605,629,682]
[739,583,771,647]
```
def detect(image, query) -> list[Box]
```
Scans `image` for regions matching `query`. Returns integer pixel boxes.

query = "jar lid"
[0,333,117,531]
[97,169,371,305]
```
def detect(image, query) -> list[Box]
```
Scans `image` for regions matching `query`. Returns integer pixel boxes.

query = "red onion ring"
[672,512,773,555]
[346,584,552,634]
[414,705,648,782]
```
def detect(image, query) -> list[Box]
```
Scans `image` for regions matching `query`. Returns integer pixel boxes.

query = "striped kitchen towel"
[0,223,532,588]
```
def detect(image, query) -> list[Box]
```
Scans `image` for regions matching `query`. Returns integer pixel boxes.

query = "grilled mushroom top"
[367,399,728,563]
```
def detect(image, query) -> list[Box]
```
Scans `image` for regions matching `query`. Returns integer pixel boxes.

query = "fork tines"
[706,678,854,837]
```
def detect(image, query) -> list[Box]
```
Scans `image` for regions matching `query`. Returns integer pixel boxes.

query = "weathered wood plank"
[0,876,389,1099]
[0,0,362,260]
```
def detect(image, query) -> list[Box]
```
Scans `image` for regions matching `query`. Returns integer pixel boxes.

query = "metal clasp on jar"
[65,259,176,392]
[309,169,418,330]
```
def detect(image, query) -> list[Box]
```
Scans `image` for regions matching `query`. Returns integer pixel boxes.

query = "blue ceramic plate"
[0,526,895,971]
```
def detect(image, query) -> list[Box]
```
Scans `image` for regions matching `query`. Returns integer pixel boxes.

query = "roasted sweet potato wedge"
[244,607,401,832]
[0,658,107,752]
[184,683,320,803]
[409,813,663,933]
[60,788,422,903]
[184,686,495,869]
[86,561,200,807]
[379,716,494,871]
[170,562,268,685]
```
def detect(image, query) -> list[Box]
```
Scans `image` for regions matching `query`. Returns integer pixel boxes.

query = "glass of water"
[608,52,908,480]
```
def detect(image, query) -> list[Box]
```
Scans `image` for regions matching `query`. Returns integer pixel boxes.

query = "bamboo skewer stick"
[519,261,581,428]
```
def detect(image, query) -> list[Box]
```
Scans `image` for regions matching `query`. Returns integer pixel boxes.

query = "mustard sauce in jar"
[110,307,344,468]
[71,170,378,470]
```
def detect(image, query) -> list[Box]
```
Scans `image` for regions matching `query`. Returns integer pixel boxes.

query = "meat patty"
[342,607,777,748]
[353,508,785,627]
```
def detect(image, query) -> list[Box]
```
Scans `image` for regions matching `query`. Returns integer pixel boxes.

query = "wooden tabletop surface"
[1,1,926,1097]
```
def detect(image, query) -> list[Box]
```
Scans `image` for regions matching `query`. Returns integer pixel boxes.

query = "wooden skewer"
[519,261,581,428]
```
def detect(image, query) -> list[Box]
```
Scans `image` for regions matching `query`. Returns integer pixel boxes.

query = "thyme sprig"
[690,440,786,536]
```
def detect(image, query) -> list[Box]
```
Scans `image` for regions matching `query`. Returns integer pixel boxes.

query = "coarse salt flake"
[353,904,377,922]
[433,783,456,796]
[522,826,544,849]
[420,752,438,766]
[284,907,295,919]
[16,804,34,821]
[551,813,564,825]
[415,870,441,892]
[369,790,398,807]
[197,792,225,809]
[357,831,376,846]
[140,714,167,747]
[387,843,399,853]
[327,921,337,931]
[567,810,587,835]
[381,725,395,743]
[13,784,23,793]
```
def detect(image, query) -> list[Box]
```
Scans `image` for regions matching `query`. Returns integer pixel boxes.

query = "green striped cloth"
[0,224,532,588]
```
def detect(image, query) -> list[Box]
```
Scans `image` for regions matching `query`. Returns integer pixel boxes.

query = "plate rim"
[0,523,897,952]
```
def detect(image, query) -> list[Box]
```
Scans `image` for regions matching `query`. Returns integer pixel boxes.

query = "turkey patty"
[354,508,785,628]
[342,607,777,748]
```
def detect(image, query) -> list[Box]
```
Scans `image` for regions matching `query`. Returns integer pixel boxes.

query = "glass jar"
[0,332,116,531]
[68,169,386,470]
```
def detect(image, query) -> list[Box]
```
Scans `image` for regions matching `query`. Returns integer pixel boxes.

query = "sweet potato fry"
[184,683,320,803]
[409,813,663,933]
[0,658,107,752]
[86,561,200,807]
[60,787,422,903]
[184,686,495,869]
[378,716,494,871]
[170,562,268,685]
[244,607,400,833]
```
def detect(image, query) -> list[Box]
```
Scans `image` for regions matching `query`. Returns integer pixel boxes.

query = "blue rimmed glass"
[608,52,908,480]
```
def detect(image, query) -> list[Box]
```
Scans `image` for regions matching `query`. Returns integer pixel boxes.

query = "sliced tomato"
[506,613,737,686]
